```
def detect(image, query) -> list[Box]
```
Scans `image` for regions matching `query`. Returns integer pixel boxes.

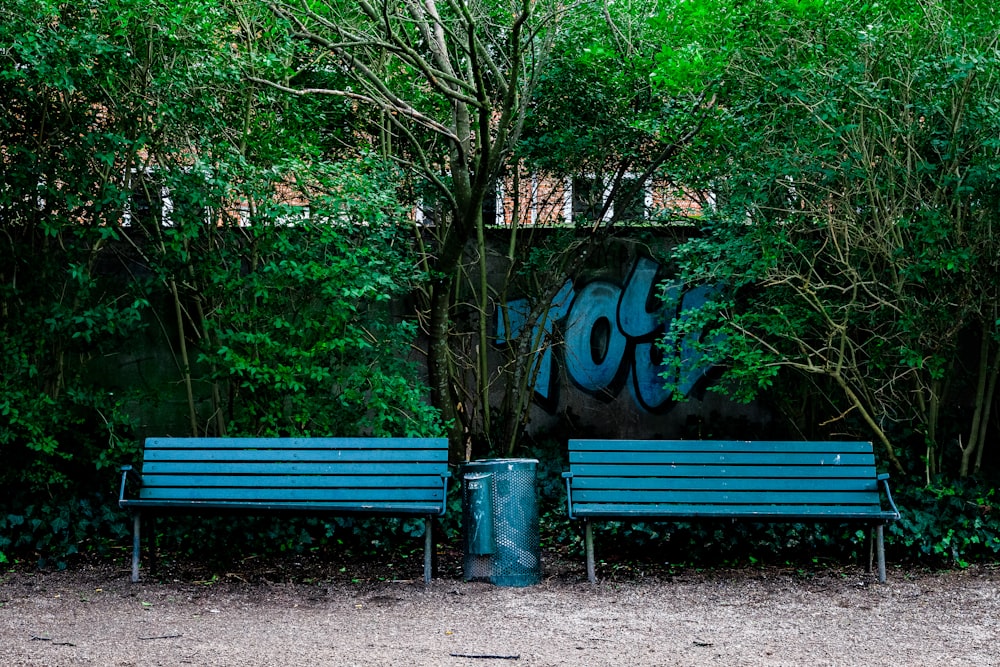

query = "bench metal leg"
[424,516,433,585]
[131,511,141,583]
[584,519,596,584]
[875,524,887,584]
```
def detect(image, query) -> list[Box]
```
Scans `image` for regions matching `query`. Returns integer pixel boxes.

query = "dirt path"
[2,559,998,666]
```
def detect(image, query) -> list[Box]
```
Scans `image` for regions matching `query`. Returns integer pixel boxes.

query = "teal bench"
[119,437,451,583]
[563,439,900,583]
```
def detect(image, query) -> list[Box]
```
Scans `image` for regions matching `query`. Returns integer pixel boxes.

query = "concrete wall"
[99,230,771,443]
[489,233,771,442]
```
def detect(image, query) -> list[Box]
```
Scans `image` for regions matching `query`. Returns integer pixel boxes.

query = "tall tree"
[251,0,561,458]
[520,0,716,228]
[253,1,717,457]
[1,0,159,494]
[0,0,440,502]
[657,0,1000,479]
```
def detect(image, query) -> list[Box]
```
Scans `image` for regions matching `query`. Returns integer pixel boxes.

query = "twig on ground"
[31,636,76,646]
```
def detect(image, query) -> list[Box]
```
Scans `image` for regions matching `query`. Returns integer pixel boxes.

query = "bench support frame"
[126,507,438,585]
[585,519,596,584]
[564,440,900,585]
[578,516,891,584]
[131,511,141,583]
[119,438,450,585]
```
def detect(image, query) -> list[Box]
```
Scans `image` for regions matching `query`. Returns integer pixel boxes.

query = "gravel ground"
[2,554,998,666]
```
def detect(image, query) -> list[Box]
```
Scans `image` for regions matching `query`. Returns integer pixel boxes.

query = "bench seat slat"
[572,490,880,505]
[143,448,447,463]
[571,476,877,492]
[570,440,876,454]
[121,499,444,514]
[144,437,446,450]
[142,461,444,475]
[139,474,444,489]
[570,502,895,520]
[134,487,444,502]
[570,451,874,466]
[570,464,876,479]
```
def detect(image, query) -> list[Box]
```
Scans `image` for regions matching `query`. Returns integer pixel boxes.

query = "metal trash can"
[461,458,541,587]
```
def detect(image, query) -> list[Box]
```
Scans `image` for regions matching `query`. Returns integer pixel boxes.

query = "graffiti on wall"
[497,257,719,413]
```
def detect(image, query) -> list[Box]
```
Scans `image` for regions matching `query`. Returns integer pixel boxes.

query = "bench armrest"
[877,472,901,520]
[119,465,142,507]
[437,470,453,517]
[562,472,575,520]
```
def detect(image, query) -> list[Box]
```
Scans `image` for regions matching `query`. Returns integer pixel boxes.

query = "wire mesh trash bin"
[462,458,541,587]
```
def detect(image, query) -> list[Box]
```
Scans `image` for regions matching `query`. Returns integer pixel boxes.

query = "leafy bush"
[0,495,131,569]
[0,0,441,562]
[892,477,1000,567]
[167,157,443,439]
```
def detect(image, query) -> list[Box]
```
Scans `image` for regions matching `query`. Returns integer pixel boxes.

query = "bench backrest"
[137,437,449,514]
[566,439,889,520]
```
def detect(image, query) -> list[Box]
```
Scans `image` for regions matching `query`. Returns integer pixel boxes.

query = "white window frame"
[122,167,173,228]
[566,173,652,224]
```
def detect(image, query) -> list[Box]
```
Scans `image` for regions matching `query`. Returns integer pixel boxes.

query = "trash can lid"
[462,458,538,474]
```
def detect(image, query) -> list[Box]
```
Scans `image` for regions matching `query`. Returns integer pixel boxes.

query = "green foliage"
[520,1,713,225]
[254,0,571,457]
[658,0,1000,478]
[5,0,998,573]
[0,495,131,569]
[148,513,444,568]
[1,0,441,565]
[1,0,151,500]
[893,478,1000,567]
[582,519,860,572]
[649,0,741,94]
[522,4,657,172]
[159,157,444,439]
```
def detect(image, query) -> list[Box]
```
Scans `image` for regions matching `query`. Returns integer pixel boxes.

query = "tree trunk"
[961,325,992,478]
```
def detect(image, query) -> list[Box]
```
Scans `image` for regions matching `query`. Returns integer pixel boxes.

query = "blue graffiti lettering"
[497,258,718,413]
[564,280,628,394]
[496,281,574,403]
[619,257,676,411]
[630,341,672,411]
[618,257,665,338]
